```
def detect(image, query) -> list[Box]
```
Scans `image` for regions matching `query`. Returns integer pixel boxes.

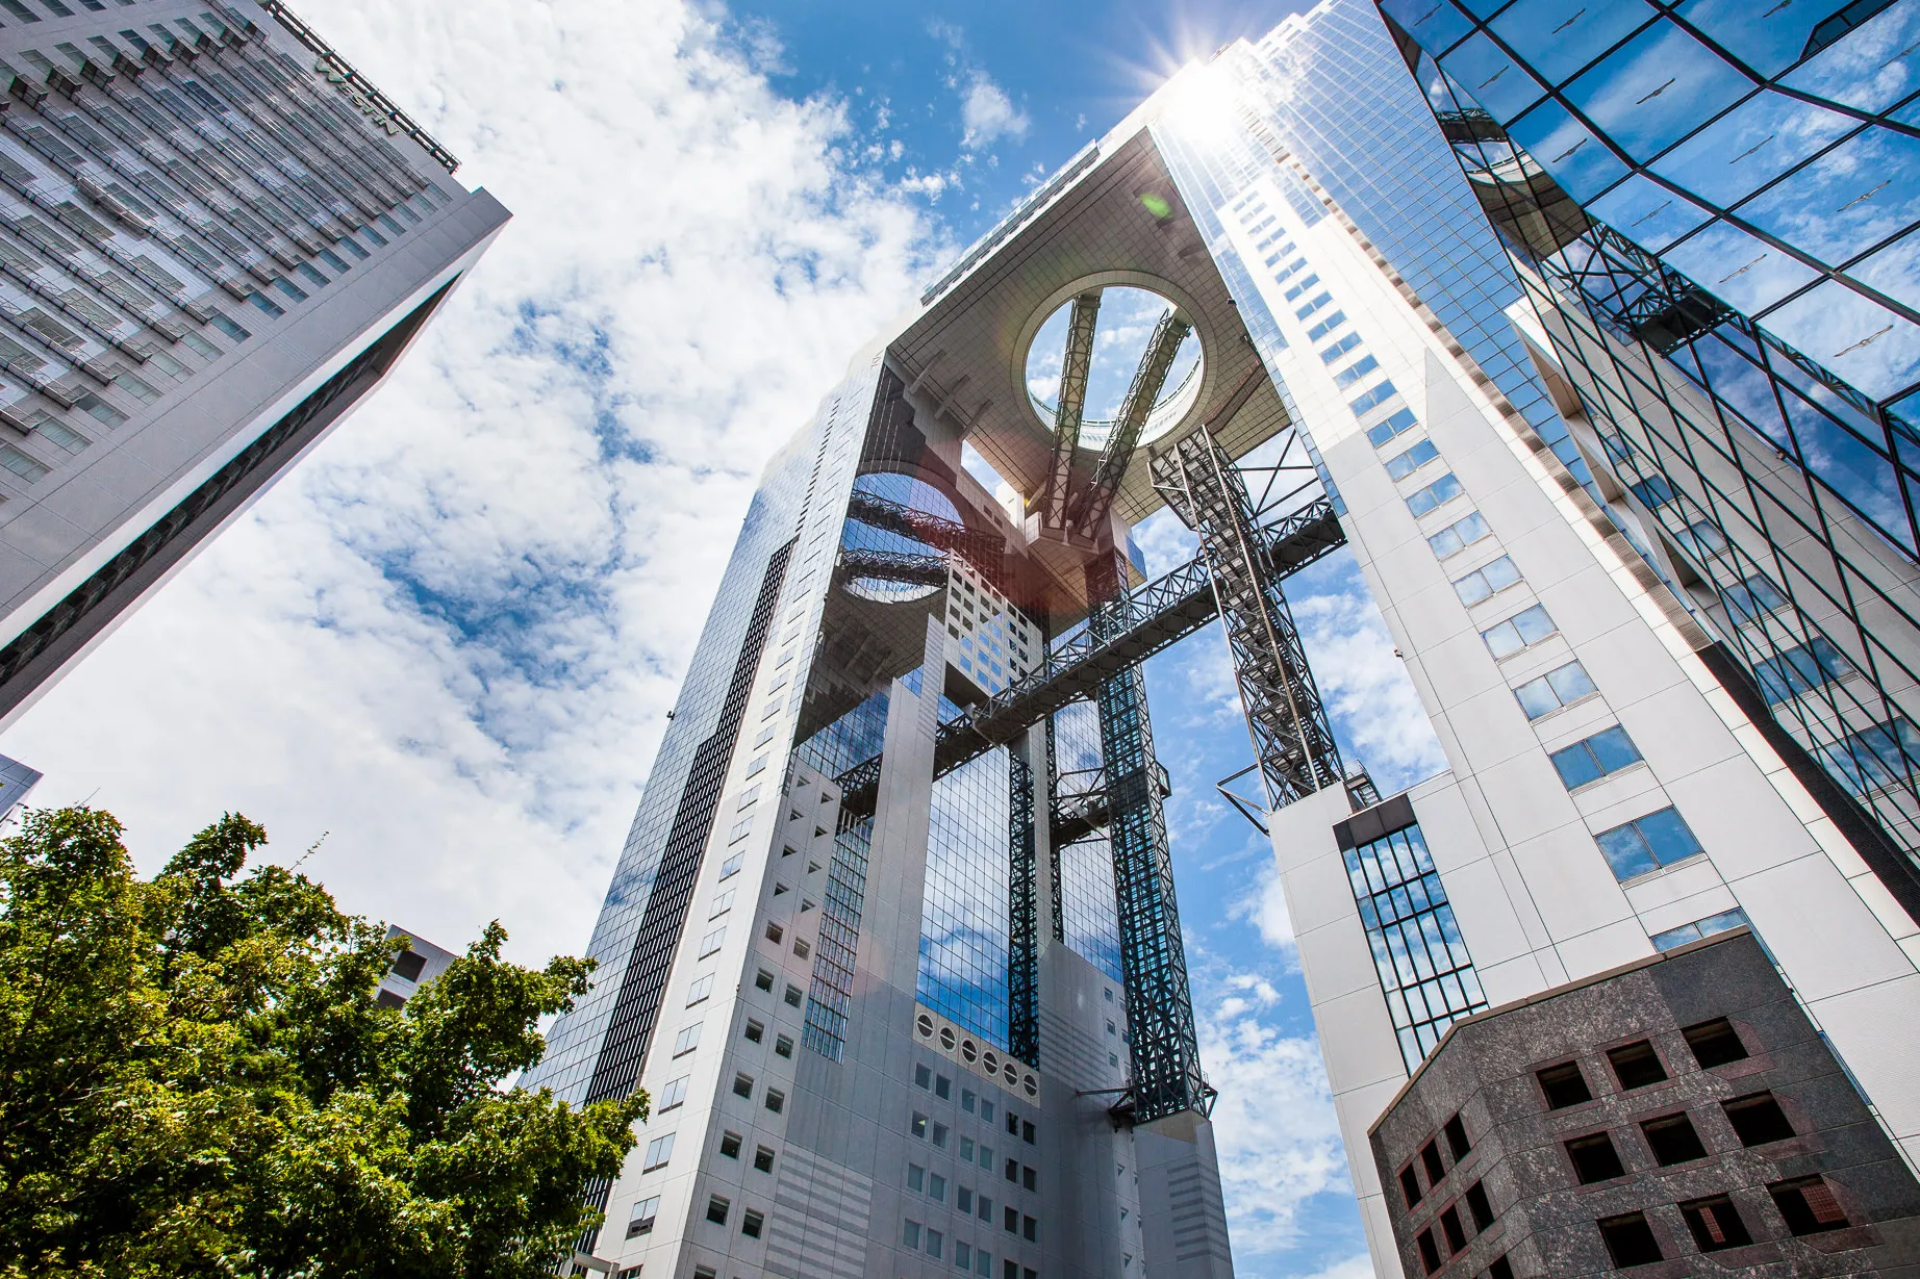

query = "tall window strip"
[1343,822,1487,1071]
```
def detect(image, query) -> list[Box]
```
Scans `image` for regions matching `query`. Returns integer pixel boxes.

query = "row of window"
[1597,1175,1853,1269]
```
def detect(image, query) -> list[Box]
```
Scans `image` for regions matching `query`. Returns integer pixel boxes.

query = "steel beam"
[1008,751,1040,1068]
[1042,290,1102,531]
[1087,548,1209,1125]
[1069,307,1192,538]
[831,499,1345,817]
[1152,427,1344,806]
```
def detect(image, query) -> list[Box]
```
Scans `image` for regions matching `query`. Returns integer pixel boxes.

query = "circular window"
[916,1014,934,1038]
[961,1038,978,1063]
[840,472,963,605]
[1023,1075,1038,1098]
[983,1050,1000,1075]
[1025,286,1203,453]
[1002,1062,1018,1086]
[939,1026,957,1051]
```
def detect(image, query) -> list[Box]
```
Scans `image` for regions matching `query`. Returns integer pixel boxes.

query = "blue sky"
[0,0,1442,1275]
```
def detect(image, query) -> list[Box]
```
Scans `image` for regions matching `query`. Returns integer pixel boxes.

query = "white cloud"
[1227,859,1298,956]
[0,0,944,968]
[1197,970,1352,1258]
[1296,1255,1376,1279]
[960,73,1031,151]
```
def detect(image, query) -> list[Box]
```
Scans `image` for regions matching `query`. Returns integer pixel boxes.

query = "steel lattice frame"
[1007,752,1040,1067]
[1042,290,1103,531]
[1069,309,1194,538]
[1152,427,1344,806]
[1087,549,1211,1124]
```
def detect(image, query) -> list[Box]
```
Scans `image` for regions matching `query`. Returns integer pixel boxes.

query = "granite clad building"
[0,0,507,726]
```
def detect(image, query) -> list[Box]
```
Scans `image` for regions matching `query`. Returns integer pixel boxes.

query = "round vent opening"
[939,1026,957,1050]
[961,1038,978,1062]
[916,1014,934,1038]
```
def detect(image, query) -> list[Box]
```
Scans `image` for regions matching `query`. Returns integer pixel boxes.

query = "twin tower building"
[3,0,1918,1277]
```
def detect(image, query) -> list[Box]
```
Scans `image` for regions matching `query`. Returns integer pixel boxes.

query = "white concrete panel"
[1552,917,1657,983]
[1505,825,1637,940]
[1317,983,1412,1101]
[1734,855,1917,1001]
[1621,855,1726,916]
[1475,751,1587,846]
[1804,973,1920,1148]
[1295,914,1388,1008]
[1669,756,1823,880]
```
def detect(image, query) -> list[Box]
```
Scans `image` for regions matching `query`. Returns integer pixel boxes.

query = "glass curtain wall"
[1381,0,1920,888]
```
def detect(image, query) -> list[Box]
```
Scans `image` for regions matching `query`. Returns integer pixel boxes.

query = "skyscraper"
[0,0,507,727]
[536,1,1920,1276]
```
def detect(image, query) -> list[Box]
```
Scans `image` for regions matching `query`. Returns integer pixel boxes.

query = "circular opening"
[939,1026,957,1050]
[961,1039,978,1062]
[983,1050,1000,1074]
[840,472,962,604]
[1002,1062,1017,1085]
[1025,286,1203,452]
[916,1014,934,1038]
[1023,1076,1038,1098]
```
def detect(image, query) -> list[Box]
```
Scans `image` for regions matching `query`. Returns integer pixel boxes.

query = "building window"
[1595,807,1705,881]
[0,445,49,483]
[742,1208,764,1238]
[1464,1180,1494,1231]
[720,852,744,879]
[1415,1228,1440,1275]
[754,967,774,991]
[1513,661,1598,719]
[1607,1040,1668,1090]
[642,1133,675,1171]
[744,1019,764,1043]
[1426,509,1491,558]
[927,1227,945,1259]
[1385,438,1440,481]
[1683,1018,1750,1068]
[1405,472,1464,517]
[1724,1093,1795,1146]
[1420,1140,1444,1187]
[1641,1113,1708,1166]
[1549,726,1643,789]
[1724,572,1787,623]
[686,974,714,1006]
[765,1089,785,1113]
[904,1220,922,1249]
[1444,1114,1470,1162]
[656,1075,689,1112]
[1332,354,1381,389]
[1652,907,1751,950]
[1398,1164,1422,1210]
[1679,1195,1752,1251]
[1481,603,1557,658]
[1295,290,1333,319]
[672,1023,701,1056]
[1597,1212,1663,1267]
[775,1034,794,1058]
[1342,821,1485,1070]
[754,1145,775,1172]
[705,1195,729,1226]
[1319,330,1363,361]
[1451,554,1521,604]
[1350,380,1400,417]
[1769,1176,1850,1235]
[626,1195,659,1238]
[1754,638,1854,704]
[1439,1204,1467,1253]
[912,1112,928,1138]
[1565,1132,1625,1184]
[1306,310,1347,343]
[1367,406,1419,447]
[1818,717,1920,795]
[719,1130,742,1158]
[733,1072,754,1099]
[697,928,725,958]
[935,1074,951,1100]
[1537,1062,1592,1109]
[929,1172,947,1201]
[783,983,804,1007]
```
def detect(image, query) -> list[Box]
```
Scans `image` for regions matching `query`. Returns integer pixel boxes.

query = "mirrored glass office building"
[0,0,508,727]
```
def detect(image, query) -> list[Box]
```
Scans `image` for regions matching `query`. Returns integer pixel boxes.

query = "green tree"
[0,805,646,1278]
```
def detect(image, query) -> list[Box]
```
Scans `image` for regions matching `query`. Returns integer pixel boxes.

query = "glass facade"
[1383,0,1920,900]
[1050,699,1123,983]
[1241,0,1596,490]
[918,743,1014,1049]
[1342,822,1487,1071]
[527,366,877,1105]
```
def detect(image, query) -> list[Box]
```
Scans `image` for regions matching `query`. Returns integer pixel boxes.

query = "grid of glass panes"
[919,745,1014,1050]
[526,374,870,1103]
[1241,0,1595,490]
[1050,700,1123,982]
[1343,822,1486,1071]
[0,15,449,490]
[1381,0,1920,555]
